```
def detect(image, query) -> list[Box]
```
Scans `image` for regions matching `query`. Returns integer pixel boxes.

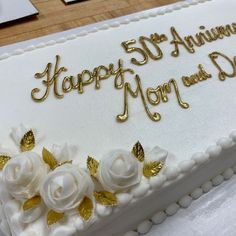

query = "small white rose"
[147,146,178,169]
[11,124,37,147]
[51,143,76,163]
[2,152,48,199]
[97,150,142,192]
[147,146,168,163]
[40,164,94,213]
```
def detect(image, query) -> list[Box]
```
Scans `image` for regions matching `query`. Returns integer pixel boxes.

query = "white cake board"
[0,1,236,235]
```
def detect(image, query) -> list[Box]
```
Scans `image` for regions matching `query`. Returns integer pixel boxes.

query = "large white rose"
[40,164,94,213]
[2,152,48,199]
[97,150,142,192]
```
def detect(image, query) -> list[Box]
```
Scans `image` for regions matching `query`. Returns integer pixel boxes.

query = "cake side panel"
[0,0,235,162]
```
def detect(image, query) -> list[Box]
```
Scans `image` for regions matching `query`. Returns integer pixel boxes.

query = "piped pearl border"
[124,164,236,236]
[92,130,236,235]
[0,0,213,61]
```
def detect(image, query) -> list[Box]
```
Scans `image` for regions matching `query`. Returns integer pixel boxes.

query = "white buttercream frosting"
[1,0,236,235]
[146,146,168,163]
[2,152,48,199]
[137,220,152,234]
[97,150,142,192]
[40,164,94,213]
[11,124,37,148]
[20,204,45,224]
[51,143,76,163]
[151,211,167,225]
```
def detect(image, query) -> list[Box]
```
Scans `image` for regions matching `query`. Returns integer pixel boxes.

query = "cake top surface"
[1,0,236,235]
[0,0,235,165]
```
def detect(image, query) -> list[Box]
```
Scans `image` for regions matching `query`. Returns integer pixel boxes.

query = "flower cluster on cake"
[0,125,170,235]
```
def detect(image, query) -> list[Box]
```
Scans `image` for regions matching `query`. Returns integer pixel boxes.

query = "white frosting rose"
[2,152,48,199]
[40,164,94,212]
[11,124,37,147]
[97,150,142,192]
[147,146,168,163]
[52,143,76,163]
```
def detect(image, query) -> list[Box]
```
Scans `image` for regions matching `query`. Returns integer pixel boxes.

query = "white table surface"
[1,2,236,235]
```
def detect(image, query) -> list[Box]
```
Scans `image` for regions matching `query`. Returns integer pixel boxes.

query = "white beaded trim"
[0,0,213,61]
[124,164,236,236]
[0,0,229,235]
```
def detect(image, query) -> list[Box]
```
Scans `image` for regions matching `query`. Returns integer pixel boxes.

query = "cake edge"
[0,0,213,61]
[1,0,233,235]
[1,126,235,236]
[124,161,236,236]
[77,131,236,236]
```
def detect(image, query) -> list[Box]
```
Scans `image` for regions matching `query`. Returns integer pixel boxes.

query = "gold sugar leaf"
[87,156,99,178]
[55,160,73,169]
[132,141,145,162]
[20,130,35,152]
[42,148,58,170]
[47,210,64,226]
[94,191,117,206]
[78,197,93,221]
[23,196,42,211]
[143,161,164,179]
[0,155,11,170]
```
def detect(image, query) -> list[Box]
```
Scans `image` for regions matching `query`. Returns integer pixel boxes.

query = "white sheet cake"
[0,0,236,235]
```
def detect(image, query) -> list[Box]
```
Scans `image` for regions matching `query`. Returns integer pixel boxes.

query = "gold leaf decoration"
[42,148,58,170]
[143,161,164,179]
[55,160,73,169]
[23,196,42,211]
[78,197,93,221]
[87,156,99,178]
[47,210,64,226]
[94,191,118,206]
[0,155,11,170]
[132,141,145,162]
[20,130,35,152]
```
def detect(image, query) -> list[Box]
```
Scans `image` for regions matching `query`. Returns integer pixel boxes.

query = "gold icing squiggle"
[170,23,236,57]
[32,55,189,123]
[209,51,236,81]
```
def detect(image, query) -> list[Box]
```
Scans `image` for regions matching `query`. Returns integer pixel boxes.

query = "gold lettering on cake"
[62,76,74,93]
[182,64,212,87]
[170,23,236,57]
[122,39,148,66]
[146,79,189,109]
[94,65,111,89]
[31,55,134,101]
[31,55,67,102]
[170,27,195,57]
[117,75,189,122]
[209,51,236,81]
[32,21,236,123]
[117,75,161,122]
[139,35,164,61]
[111,59,135,89]
[32,55,190,122]
[77,70,94,93]
[121,33,167,66]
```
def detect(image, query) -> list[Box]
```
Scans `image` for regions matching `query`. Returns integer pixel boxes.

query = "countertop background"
[0,0,178,46]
